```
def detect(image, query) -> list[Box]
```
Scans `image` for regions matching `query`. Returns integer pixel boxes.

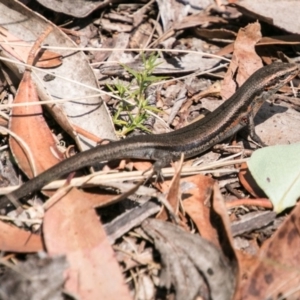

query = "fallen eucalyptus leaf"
[248,142,300,213]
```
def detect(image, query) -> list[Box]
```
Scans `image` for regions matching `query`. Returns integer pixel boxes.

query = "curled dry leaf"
[8,26,64,186]
[142,218,236,300]
[9,70,64,179]
[156,157,184,221]
[238,162,264,198]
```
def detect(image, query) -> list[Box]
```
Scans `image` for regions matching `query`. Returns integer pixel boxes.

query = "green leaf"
[248,142,300,213]
[120,64,139,78]
[144,105,161,113]
[136,123,151,133]
[109,53,166,136]
[145,75,164,83]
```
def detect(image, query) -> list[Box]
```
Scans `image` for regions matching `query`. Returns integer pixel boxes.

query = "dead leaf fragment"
[0,220,43,252]
[194,28,236,40]
[182,175,218,245]
[238,162,265,198]
[235,0,300,34]
[129,22,153,49]
[221,22,262,99]
[0,26,62,68]
[43,188,132,300]
[156,158,184,221]
[142,218,236,300]
[36,0,112,18]
[237,203,300,299]
[9,71,63,179]
[174,14,227,31]
[7,25,63,191]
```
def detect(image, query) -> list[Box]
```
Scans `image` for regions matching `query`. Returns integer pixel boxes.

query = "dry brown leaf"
[194,28,236,40]
[8,26,63,180]
[9,70,64,179]
[142,218,236,300]
[219,35,300,63]
[132,161,153,172]
[182,175,219,246]
[190,80,221,103]
[156,159,184,221]
[43,187,132,300]
[212,183,239,262]
[33,48,62,68]
[235,250,261,290]
[215,43,234,57]
[129,22,153,49]
[0,220,43,252]
[181,174,238,268]
[0,116,8,127]
[0,26,62,68]
[221,22,262,99]
[238,162,264,198]
[173,14,227,31]
[101,18,132,33]
[237,203,300,299]
[226,198,273,210]
[258,35,300,46]
[237,163,276,209]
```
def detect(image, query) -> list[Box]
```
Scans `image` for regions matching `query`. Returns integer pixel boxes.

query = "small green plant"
[107,53,166,136]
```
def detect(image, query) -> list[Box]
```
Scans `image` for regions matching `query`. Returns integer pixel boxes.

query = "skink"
[1,63,299,208]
